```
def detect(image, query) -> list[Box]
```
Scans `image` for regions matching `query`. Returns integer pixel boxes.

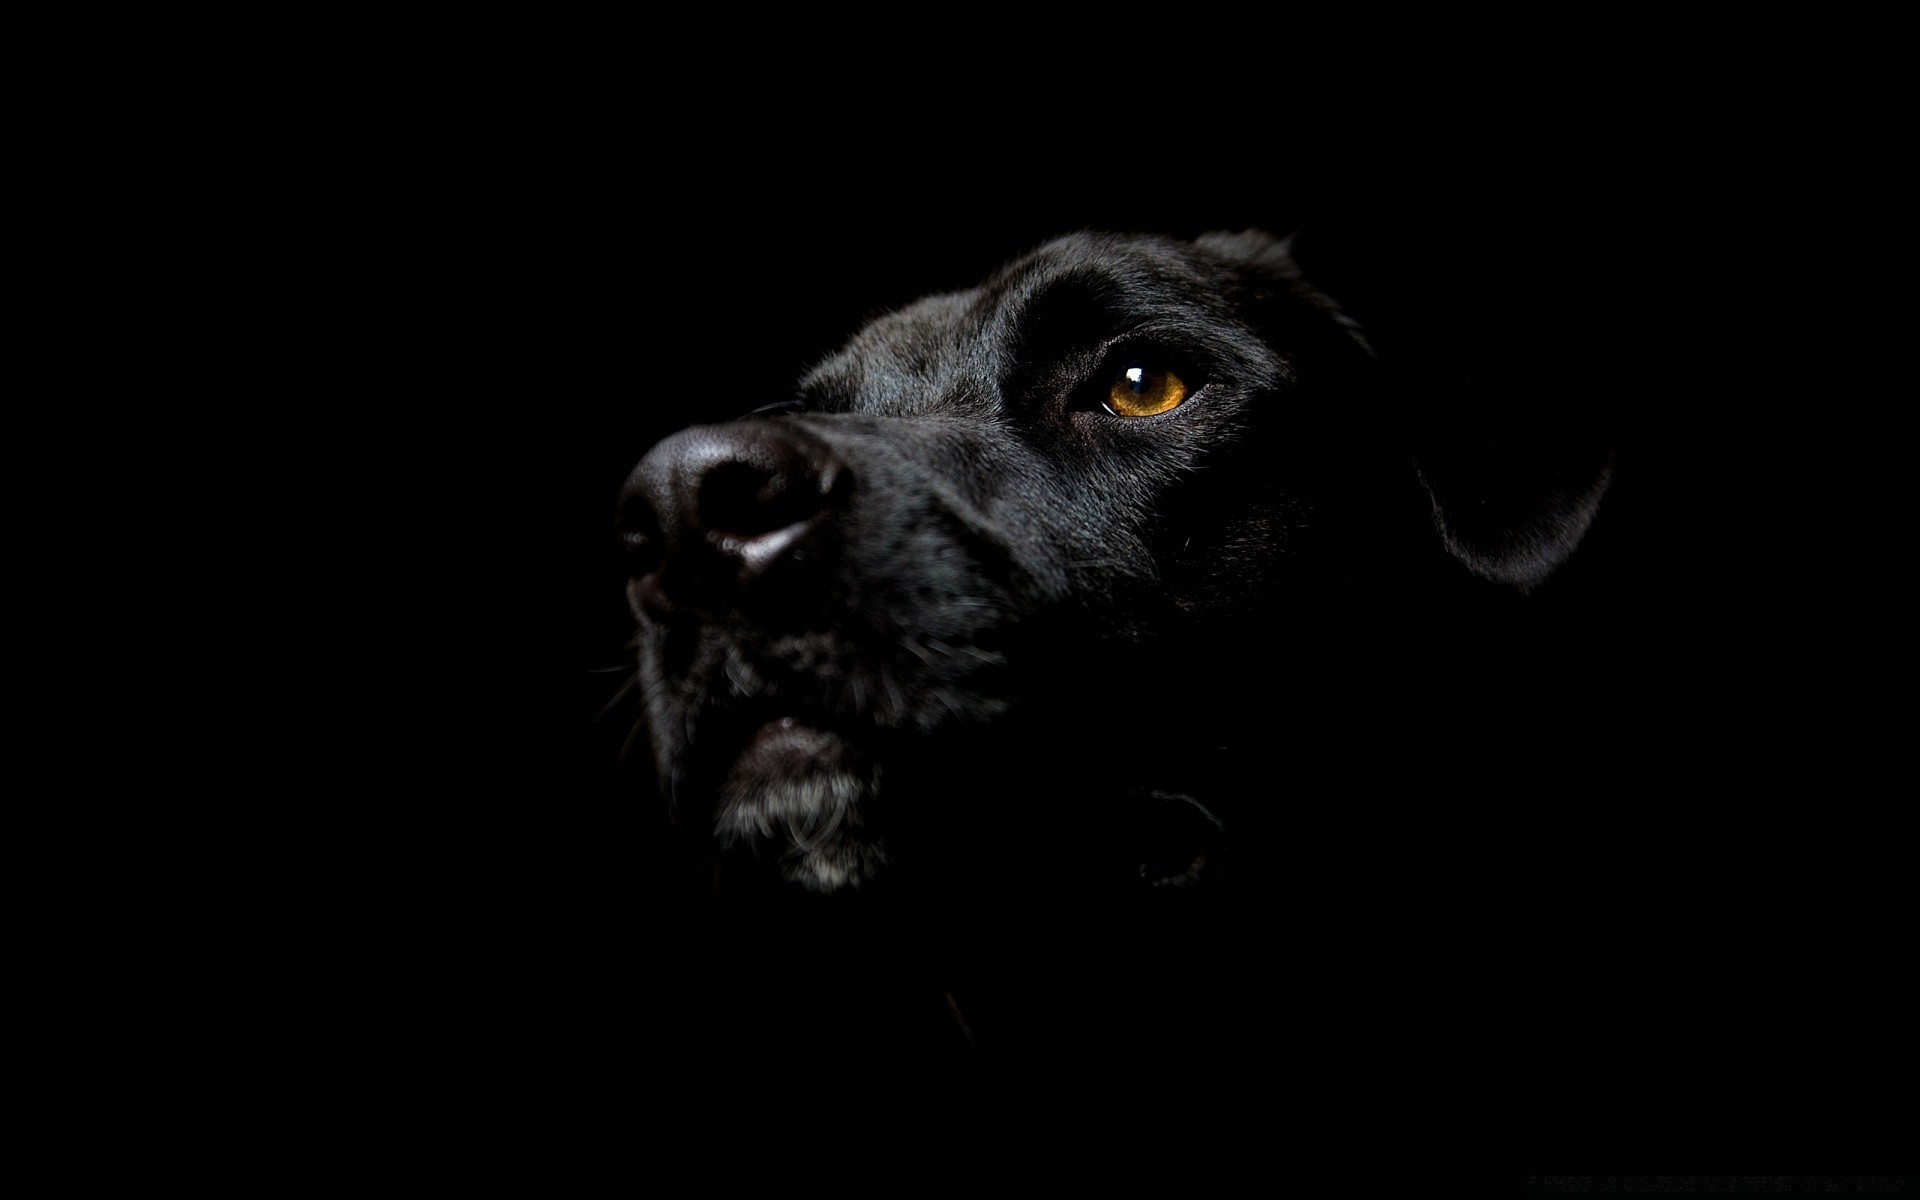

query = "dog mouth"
[723,716,865,802]
[644,603,1022,891]
[705,712,889,892]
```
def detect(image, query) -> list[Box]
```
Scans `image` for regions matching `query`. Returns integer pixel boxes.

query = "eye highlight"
[1104,365,1189,418]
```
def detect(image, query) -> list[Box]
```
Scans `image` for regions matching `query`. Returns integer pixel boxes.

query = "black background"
[319,62,1903,1178]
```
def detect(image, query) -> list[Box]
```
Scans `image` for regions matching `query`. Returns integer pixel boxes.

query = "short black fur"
[622,229,1613,1077]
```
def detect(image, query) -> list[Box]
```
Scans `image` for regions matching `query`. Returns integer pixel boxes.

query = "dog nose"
[620,422,848,614]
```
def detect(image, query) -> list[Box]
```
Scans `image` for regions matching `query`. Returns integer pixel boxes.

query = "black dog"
[623,228,1614,1071]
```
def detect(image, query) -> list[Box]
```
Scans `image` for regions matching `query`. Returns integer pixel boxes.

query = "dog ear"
[1194,228,1370,350]
[1409,407,1614,592]
[1366,244,1616,594]
[1197,226,1613,593]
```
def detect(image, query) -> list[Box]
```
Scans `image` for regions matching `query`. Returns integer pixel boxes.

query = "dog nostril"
[624,422,851,606]
[695,459,842,545]
[620,530,663,579]
[699,462,784,538]
[616,492,665,578]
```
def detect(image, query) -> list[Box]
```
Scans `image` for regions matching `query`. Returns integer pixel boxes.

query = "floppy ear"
[1194,228,1372,356]
[1411,408,1613,592]
[1367,244,1616,594]
[1199,226,1614,593]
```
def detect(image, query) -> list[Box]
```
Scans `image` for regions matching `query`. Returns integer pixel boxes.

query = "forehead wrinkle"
[974,234,1286,390]
[975,235,1228,360]
[804,232,1294,416]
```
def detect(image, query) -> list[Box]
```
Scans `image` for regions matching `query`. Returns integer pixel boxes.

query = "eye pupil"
[1125,366,1148,393]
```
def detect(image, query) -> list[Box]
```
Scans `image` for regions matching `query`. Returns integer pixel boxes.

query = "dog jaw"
[712,717,888,891]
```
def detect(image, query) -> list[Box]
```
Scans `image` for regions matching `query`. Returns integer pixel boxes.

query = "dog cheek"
[1031,465,1181,619]
[1168,506,1308,612]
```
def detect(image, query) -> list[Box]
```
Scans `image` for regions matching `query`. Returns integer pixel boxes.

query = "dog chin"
[713,718,887,892]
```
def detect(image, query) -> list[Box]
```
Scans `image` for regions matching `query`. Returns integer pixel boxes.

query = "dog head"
[621,229,1611,892]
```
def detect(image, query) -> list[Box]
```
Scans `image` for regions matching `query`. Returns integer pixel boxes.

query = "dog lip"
[747,714,804,749]
[732,715,848,773]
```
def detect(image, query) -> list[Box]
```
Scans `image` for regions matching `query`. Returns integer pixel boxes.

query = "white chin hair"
[715,757,887,892]
[783,835,890,892]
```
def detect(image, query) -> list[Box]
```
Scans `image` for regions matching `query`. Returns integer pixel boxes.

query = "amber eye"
[1104,365,1189,418]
